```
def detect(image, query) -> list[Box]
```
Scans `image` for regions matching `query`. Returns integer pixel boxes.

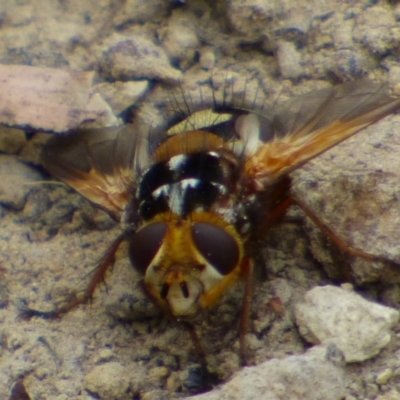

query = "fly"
[21,78,400,368]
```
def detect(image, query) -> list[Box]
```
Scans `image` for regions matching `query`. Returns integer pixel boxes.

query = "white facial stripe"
[165,279,203,317]
[199,262,225,292]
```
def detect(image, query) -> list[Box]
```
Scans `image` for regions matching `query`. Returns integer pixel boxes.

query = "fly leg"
[180,320,207,370]
[291,195,400,279]
[240,192,294,366]
[180,320,220,391]
[239,257,254,366]
[19,233,126,320]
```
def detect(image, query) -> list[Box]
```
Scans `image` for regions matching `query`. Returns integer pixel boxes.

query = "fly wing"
[42,123,155,220]
[242,80,400,189]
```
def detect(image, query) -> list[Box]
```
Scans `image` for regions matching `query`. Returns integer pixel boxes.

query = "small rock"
[95,80,149,115]
[295,285,399,362]
[160,12,200,68]
[276,41,303,79]
[97,349,114,362]
[199,47,217,71]
[227,0,275,40]
[0,65,117,132]
[353,5,400,56]
[101,35,183,83]
[166,371,181,392]
[53,395,69,400]
[330,48,375,80]
[190,344,345,400]
[7,332,24,350]
[112,0,169,26]
[18,133,48,165]
[0,126,26,154]
[376,390,400,400]
[149,366,169,380]
[376,368,393,385]
[0,155,42,210]
[84,362,130,399]
[34,367,50,380]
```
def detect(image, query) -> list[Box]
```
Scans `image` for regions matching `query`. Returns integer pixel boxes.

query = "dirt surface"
[1,1,400,399]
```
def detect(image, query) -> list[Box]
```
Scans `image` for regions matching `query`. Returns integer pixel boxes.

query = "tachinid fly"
[21,79,400,366]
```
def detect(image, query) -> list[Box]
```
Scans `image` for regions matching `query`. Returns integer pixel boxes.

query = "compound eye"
[129,222,167,275]
[191,222,239,275]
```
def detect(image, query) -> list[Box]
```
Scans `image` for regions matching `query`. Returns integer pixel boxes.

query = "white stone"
[295,285,399,362]
[277,41,303,79]
[191,344,345,400]
[84,362,129,399]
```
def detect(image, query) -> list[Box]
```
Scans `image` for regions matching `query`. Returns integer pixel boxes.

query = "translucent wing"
[242,80,400,188]
[42,80,400,219]
[42,123,154,220]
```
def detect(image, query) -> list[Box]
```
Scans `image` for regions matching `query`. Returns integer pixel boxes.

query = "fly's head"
[128,211,245,319]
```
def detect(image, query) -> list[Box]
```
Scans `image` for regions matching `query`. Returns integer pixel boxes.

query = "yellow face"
[128,211,245,318]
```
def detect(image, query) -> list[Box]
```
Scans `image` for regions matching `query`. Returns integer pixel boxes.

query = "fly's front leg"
[291,195,400,281]
[240,189,294,365]
[239,257,254,366]
[19,234,126,320]
[180,320,207,370]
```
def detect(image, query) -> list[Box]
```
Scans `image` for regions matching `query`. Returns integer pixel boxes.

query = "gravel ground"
[1,1,400,399]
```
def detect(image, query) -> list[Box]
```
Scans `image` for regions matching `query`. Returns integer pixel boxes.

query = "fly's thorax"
[135,130,242,223]
[128,212,245,318]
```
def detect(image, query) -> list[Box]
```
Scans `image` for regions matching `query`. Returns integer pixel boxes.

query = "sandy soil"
[1,1,400,399]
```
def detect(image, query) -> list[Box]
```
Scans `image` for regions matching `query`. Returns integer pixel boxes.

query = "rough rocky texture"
[0,65,117,132]
[100,35,183,83]
[0,155,42,210]
[295,285,399,362]
[94,80,149,116]
[292,113,400,285]
[192,344,346,400]
[0,126,27,154]
[1,0,400,399]
[84,362,131,399]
